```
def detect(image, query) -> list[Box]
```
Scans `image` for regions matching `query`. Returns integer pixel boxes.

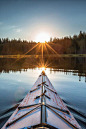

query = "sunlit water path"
[0,68,86,128]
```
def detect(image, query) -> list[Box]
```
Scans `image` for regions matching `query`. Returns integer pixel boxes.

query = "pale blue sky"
[0,0,86,41]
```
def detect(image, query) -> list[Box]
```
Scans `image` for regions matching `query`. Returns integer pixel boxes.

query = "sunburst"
[35,32,50,43]
[9,35,64,71]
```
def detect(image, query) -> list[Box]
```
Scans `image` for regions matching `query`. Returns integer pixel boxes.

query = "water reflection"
[0,57,86,82]
[0,58,86,129]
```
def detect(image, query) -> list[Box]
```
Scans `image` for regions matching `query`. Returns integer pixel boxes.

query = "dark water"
[0,58,86,128]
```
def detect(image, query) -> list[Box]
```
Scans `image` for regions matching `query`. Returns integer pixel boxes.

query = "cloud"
[11,26,16,28]
[9,25,16,29]
[0,24,16,30]
[16,29,21,32]
[0,23,21,33]
[13,28,21,32]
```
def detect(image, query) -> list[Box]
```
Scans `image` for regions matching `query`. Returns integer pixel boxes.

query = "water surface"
[0,68,86,128]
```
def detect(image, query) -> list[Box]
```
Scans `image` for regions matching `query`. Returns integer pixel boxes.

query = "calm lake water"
[0,68,86,129]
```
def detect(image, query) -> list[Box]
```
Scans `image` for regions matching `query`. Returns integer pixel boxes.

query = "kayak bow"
[2,71,82,129]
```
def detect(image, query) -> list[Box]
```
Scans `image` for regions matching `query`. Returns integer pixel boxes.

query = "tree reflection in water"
[0,57,86,82]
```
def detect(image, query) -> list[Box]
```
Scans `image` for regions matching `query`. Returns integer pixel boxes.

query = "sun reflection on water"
[37,66,49,74]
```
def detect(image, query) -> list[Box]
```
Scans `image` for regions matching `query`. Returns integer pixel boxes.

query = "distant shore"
[0,54,86,58]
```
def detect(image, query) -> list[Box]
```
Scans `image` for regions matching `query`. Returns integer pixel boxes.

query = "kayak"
[2,71,82,129]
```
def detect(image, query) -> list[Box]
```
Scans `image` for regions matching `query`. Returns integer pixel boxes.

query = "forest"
[0,31,86,78]
[0,31,86,55]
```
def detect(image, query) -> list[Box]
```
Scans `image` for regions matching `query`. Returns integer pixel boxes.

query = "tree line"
[0,31,86,55]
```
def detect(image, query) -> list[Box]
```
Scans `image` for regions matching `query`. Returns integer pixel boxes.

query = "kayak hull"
[2,71,81,129]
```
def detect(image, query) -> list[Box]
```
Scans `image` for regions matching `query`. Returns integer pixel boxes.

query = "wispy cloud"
[8,25,16,29]
[10,26,16,29]
[0,24,16,30]
[0,23,21,33]
[16,29,21,32]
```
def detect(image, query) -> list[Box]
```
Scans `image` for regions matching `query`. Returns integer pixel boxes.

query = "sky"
[0,0,86,42]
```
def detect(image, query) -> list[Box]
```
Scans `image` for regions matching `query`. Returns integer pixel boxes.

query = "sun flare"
[35,32,50,43]
[41,67,45,71]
